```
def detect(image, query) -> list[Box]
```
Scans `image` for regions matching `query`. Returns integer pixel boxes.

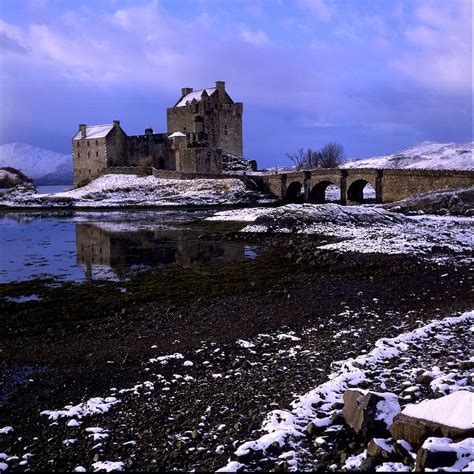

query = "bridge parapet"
[257,168,474,204]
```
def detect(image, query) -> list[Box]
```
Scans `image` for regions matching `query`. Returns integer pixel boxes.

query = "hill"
[342,141,473,170]
[0,143,72,184]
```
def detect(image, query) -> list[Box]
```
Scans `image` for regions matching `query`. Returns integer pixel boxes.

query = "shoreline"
[1,230,472,471]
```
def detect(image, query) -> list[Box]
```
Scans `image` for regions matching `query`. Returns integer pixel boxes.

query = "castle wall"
[73,136,108,187]
[175,148,222,174]
[127,132,173,169]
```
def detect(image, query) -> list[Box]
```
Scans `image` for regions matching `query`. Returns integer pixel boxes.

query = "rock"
[367,438,395,460]
[359,456,380,471]
[459,360,474,370]
[414,437,472,471]
[416,372,434,385]
[390,391,474,445]
[343,389,401,439]
[393,439,415,466]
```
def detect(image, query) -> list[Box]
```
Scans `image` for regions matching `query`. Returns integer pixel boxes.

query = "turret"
[79,124,86,139]
[182,87,193,96]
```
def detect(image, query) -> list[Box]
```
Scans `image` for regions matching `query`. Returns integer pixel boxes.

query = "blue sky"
[0,0,471,167]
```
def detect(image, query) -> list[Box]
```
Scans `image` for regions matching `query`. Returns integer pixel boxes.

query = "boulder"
[415,437,473,471]
[343,389,400,439]
[390,391,474,445]
[367,438,395,460]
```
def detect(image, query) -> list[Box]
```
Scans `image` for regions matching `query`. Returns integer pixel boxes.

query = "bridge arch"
[285,181,304,202]
[347,179,376,203]
[309,180,341,203]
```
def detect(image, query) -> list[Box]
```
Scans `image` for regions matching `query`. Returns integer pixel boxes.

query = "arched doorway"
[285,181,303,202]
[309,180,341,203]
[347,180,376,203]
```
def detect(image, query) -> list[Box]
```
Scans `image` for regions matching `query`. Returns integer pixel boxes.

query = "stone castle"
[72,81,243,187]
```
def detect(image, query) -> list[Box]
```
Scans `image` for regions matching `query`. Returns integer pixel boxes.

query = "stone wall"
[73,136,108,188]
[175,148,222,174]
[127,132,173,169]
[381,169,474,202]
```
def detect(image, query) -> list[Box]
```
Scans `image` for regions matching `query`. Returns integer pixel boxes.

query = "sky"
[0,0,472,167]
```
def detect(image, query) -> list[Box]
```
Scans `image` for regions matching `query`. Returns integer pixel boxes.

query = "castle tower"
[166,81,243,156]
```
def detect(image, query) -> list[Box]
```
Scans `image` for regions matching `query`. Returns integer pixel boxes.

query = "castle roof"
[175,88,217,107]
[168,131,186,138]
[73,124,114,140]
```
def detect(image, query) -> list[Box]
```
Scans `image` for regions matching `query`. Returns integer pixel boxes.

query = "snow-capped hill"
[342,141,473,170]
[0,143,72,184]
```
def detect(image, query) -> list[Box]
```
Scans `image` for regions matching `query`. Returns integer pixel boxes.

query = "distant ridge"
[342,141,473,171]
[0,143,72,184]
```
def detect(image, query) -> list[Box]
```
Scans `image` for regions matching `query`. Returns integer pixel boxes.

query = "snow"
[73,124,114,140]
[175,88,216,107]
[91,461,124,472]
[220,311,474,471]
[41,397,120,420]
[0,143,71,183]
[215,203,473,259]
[421,437,473,471]
[206,207,271,222]
[0,174,259,208]
[375,462,411,472]
[168,131,186,138]
[342,141,473,171]
[401,391,473,430]
[342,450,367,470]
[375,394,401,428]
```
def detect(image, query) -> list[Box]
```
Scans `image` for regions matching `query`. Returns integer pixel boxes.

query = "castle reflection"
[75,222,251,280]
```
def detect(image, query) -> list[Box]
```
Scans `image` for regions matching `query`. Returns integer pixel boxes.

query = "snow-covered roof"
[73,124,114,140]
[175,88,217,107]
[168,131,186,138]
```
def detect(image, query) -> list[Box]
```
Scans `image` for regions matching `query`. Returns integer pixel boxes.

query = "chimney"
[79,124,86,139]
[182,87,193,96]
[215,81,225,96]
[145,127,153,135]
[113,120,120,128]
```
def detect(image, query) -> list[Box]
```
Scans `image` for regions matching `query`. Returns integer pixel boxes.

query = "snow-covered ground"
[0,174,262,208]
[342,141,473,170]
[0,143,72,184]
[220,311,474,472]
[209,204,473,260]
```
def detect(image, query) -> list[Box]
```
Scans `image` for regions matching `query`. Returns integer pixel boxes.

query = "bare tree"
[319,142,345,168]
[285,148,307,170]
[286,143,345,169]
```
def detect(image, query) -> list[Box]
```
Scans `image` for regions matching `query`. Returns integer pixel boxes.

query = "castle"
[72,81,243,187]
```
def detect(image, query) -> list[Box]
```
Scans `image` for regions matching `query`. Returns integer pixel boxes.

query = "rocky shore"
[0,224,472,472]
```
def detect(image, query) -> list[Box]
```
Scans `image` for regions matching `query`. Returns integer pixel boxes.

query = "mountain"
[342,141,473,170]
[0,143,72,184]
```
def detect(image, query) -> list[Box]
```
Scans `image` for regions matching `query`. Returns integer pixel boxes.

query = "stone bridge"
[254,168,474,204]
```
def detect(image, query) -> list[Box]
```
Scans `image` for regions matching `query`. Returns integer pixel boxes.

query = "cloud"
[391,0,472,95]
[239,28,271,46]
[297,0,333,21]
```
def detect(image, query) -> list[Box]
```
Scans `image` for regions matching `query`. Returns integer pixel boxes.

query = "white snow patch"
[92,461,124,472]
[401,391,473,430]
[342,141,474,171]
[41,397,120,420]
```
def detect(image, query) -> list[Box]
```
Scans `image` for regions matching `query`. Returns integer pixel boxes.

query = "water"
[0,210,259,283]
[37,185,73,194]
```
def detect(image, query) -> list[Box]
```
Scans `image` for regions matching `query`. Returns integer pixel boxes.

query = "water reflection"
[76,223,247,280]
[0,211,258,283]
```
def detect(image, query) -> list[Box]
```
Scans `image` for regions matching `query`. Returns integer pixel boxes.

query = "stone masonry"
[72,81,243,187]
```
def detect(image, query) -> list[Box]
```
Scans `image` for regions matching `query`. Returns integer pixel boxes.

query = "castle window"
[78,153,81,158]
[96,151,99,157]
[88,152,90,158]
[87,141,90,147]
[95,140,98,146]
